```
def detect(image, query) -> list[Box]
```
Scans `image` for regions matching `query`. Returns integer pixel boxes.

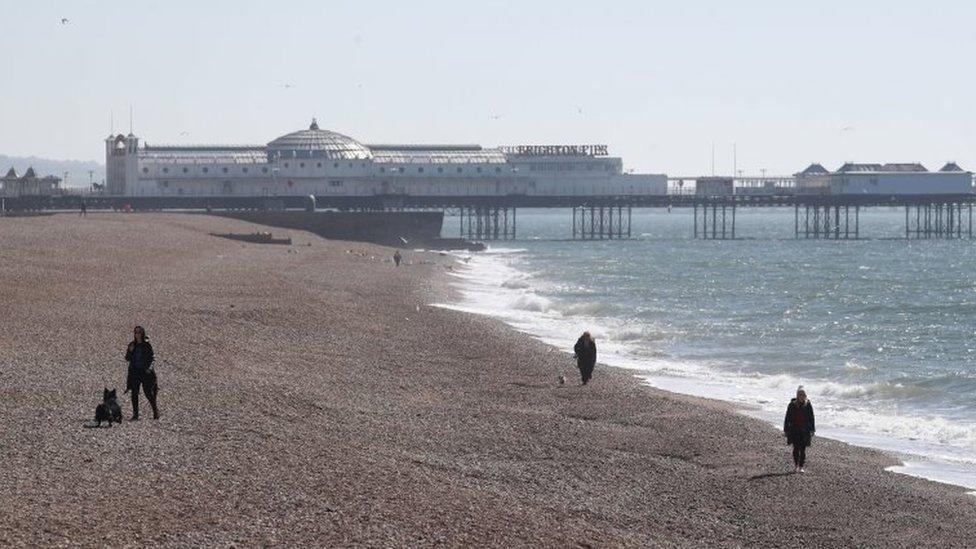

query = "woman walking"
[573,331,597,385]
[125,325,159,420]
[784,386,815,473]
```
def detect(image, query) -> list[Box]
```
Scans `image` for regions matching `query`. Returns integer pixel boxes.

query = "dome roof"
[267,119,372,160]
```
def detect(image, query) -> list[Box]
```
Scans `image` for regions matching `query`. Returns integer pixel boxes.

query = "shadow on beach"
[748,471,795,481]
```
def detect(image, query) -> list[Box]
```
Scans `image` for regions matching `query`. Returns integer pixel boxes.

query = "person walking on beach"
[784,386,815,473]
[393,250,402,267]
[79,201,87,217]
[125,325,160,420]
[573,331,597,385]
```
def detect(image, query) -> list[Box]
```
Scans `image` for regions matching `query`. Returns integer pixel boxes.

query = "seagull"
[575,106,584,115]
[399,236,410,245]
[841,126,854,132]
[60,18,69,25]
[491,114,503,120]
[281,84,294,89]
[179,131,189,136]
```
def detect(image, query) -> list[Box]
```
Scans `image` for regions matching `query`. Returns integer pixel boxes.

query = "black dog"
[87,388,123,427]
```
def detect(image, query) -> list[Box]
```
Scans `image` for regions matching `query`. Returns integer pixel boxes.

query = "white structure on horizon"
[105,119,667,198]
[0,167,61,198]
[795,162,973,195]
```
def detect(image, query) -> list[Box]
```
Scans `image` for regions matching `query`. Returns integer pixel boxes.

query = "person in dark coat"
[125,325,159,420]
[393,250,402,267]
[784,386,815,473]
[573,331,597,385]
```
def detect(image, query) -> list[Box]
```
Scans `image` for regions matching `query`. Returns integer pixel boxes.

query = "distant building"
[0,167,62,198]
[105,119,667,198]
[795,162,972,195]
[695,176,734,196]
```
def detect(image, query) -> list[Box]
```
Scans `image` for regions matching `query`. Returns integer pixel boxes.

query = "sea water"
[436,208,976,490]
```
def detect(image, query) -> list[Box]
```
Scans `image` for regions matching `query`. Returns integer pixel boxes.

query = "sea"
[435,207,976,491]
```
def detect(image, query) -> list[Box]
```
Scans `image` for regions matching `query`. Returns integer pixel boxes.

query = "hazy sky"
[2,1,975,175]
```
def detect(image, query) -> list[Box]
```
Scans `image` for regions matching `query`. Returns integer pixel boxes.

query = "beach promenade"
[1,213,974,547]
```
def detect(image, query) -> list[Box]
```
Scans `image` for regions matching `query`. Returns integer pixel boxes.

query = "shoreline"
[441,243,976,494]
[2,213,975,547]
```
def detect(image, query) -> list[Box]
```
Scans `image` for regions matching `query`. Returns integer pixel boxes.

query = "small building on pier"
[695,176,734,196]
[795,162,972,195]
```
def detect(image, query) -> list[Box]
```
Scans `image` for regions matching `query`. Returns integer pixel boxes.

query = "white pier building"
[105,119,666,198]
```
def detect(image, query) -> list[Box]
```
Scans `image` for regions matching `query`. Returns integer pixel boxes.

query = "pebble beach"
[1,213,975,547]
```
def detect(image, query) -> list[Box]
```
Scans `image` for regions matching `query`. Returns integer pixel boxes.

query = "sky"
[1,0,975,176]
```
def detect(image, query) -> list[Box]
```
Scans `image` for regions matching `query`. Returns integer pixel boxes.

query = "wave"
[510,293,552,313]
[501,278,531,290]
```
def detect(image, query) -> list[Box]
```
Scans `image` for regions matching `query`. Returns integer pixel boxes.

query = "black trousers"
[789,429,811,466]
[792,443,806,467]
[578,361,595,384]
[127,368,159,417]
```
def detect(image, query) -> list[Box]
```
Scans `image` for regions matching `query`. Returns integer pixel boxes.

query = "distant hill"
[0,155,105,188]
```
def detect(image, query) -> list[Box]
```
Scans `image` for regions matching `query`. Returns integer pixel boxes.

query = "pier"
[3,191,975,242]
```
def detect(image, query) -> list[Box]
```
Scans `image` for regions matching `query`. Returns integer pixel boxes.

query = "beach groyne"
[211,210,444,247]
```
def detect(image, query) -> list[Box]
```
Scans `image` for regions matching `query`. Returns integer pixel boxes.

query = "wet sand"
[1,213,974,547]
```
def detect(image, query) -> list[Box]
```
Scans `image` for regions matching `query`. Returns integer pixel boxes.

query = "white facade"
[105,120,667,198]
[795,163,973,195]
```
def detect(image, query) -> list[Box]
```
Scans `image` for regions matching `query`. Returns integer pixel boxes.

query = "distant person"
[784,386,815,473]
[393,250,402,267]
[573,331,597,385]
[125,325,160,420]
[79,202,87,217]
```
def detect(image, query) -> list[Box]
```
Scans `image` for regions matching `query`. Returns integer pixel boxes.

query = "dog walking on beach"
[85,388,123,427]
[784,386,815,473]
[125,325,160,420]
[573,331,597,385]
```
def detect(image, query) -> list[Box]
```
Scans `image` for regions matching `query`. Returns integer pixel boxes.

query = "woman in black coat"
[784,386,815,473]
[573,331,597,385]
[125,325,159,420]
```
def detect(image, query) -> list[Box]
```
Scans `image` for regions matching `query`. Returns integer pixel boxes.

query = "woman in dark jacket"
[784,386,815,473]
[573,331,597,385]
[125,325,159,420]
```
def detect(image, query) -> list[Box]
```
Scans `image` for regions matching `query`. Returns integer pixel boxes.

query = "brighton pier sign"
[499,144,608,157]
